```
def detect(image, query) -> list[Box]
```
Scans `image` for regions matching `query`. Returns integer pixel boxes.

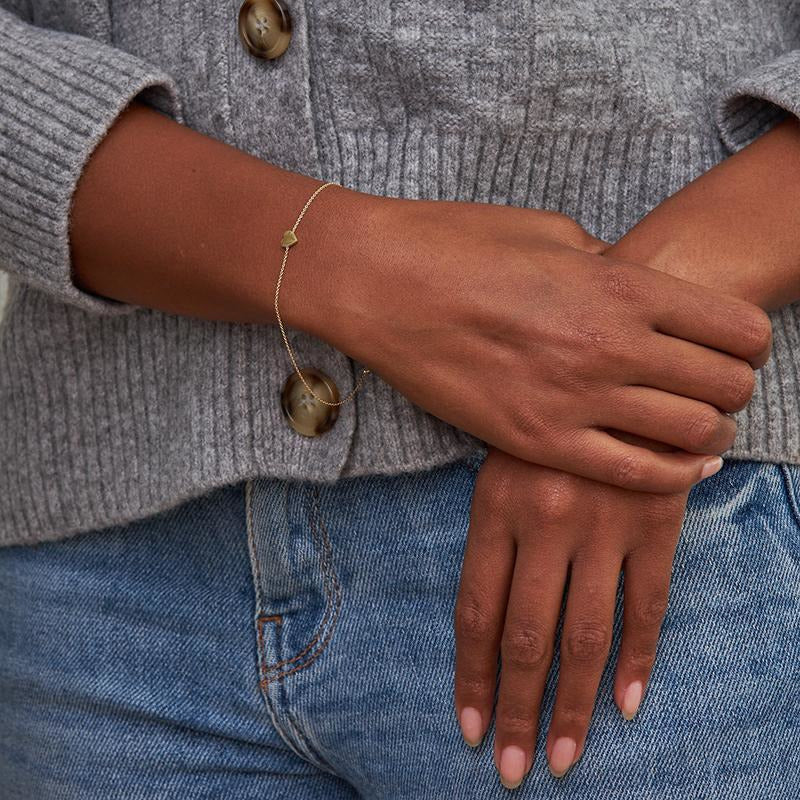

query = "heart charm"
[280,229,298,248]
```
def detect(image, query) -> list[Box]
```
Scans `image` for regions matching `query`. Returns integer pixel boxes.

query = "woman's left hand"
[453,445,693,789]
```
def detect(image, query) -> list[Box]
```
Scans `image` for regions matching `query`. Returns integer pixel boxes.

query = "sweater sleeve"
[714,49,800,153]
[0,6,183,316]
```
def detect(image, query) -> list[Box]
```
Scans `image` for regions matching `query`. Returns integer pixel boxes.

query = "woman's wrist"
[606,196,782,309]
[606,116,800,310]
[274,185,394,350]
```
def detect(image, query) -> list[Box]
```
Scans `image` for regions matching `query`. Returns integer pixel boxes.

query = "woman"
[0,1,798,797]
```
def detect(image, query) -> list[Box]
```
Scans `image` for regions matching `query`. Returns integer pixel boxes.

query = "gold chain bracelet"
[274,180,371,407]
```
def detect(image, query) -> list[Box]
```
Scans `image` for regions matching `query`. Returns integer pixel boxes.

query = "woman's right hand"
[314,192,772,493]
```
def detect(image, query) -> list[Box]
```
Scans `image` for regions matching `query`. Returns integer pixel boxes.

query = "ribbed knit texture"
[1,1,799,545]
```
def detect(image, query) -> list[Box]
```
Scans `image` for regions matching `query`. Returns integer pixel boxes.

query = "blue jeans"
[1,454,799,798]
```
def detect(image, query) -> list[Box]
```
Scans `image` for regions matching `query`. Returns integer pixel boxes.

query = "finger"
[494,544,568,790]
[614,540,678,721]
[606,386,737,455]
[649,275,772,368]
[560,429,723,493]
[454,470,516,748]
[584,234,612,254]
[534,210,609,254]
[546,557,620,778]
[634,335,756,413]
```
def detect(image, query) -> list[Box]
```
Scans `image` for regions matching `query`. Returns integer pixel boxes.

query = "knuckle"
[554,705,591,731]
[622,648,657,672]
[497,702,537,735]
[509,405,551,454]
[502,622,552,670]
[597,264,643,304]
[741,309,773,356]
[455,597,495,644]
[685,409,724,452]
[534,475,581,521]
[457,674,496,698]
[571,323,613,347]
[725,366,756,411]
[563,621,612,665]
[608,453,648,489]
[629,592,669,630]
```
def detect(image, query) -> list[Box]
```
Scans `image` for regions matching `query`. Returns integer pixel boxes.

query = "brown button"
[281,368,339,437]
[238,0,292,60]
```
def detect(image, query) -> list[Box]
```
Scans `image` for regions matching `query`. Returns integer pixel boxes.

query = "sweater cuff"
[714,49,800,153]
[0,9,184,316]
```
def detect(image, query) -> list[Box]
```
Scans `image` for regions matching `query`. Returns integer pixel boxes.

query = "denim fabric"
[1,455,798,798]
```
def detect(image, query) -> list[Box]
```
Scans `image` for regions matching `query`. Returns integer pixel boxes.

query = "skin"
[71,98,795,787]
[72,102,771,494]
[454,116,800,789]
[334,196,767,492]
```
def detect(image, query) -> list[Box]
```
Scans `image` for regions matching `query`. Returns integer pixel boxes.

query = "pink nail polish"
[622,680,643,720]
[499,745,527,789]
[700,456,723,480]
[549,737,577,778]
[459,707,483,747]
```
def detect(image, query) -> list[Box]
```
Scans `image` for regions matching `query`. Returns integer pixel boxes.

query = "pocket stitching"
[258,485,343,686]
[779,464,800,535]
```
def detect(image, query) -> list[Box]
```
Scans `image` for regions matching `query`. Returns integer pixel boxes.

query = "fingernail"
[459,707,483,747]
[700,456,723,480]
[622,680,643,720]
[549,737,577,778]
[499,745,527,790]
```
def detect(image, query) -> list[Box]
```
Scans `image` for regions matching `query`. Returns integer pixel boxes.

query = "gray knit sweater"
[1,1,799,546]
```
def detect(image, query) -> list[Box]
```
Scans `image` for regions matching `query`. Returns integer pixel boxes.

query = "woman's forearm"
[70,100,372,331]
[607,116,800,309]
